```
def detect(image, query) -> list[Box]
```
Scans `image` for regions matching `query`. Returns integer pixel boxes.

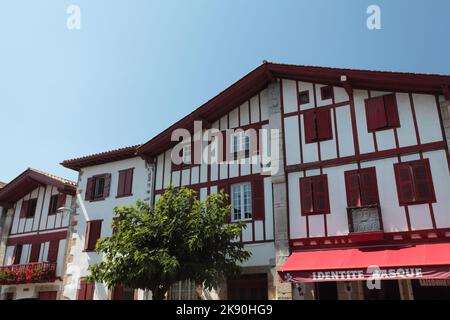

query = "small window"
[303,108,333,144]
[320,86,334,100]
[299,175,330,215]
[168,279,199,300]
[48,195,59,215]
[231,182,252,221]
[182,144,192,165]
[365,94,400,132]
[298,91,310,105]
[26,198,37,218]
[84,220,102,252]
[231,131,250,159]
[93,177,105,200]
[394,159,436,205]
[345,168,379,208]
[117,168,134,197]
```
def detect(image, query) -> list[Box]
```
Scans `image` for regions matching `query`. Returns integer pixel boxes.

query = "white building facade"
[60,146,154,300]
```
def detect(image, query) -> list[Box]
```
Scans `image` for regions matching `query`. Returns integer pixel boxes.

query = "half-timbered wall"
[281,78,450,245]
[153,88,276,269]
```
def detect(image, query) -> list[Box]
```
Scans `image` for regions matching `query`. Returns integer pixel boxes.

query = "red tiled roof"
[0,168,77,206]
[61,145,141,171]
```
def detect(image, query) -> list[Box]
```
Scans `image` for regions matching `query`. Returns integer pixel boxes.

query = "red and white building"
[0,169,77,300]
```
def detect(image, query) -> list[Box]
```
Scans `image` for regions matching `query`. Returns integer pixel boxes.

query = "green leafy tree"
[88,185,251,300]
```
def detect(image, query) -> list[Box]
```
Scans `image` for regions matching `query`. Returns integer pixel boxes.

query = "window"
[20,198,38,218]
[84,220,102,252]
[298,90,310,105]
[13,244,23,264]
[231,183,252,221]
[303,108,333,143]
[77,278,94,300]
[345,168,379,208]
[231,131,250,159]
[85,174,111,201]
[117,168,134,197]
[29,243,41,263]
[320,86,334,100]
[168,279,199,300]
[112,286,135,300]
[182,144,192,165]
[48,194,66,215]
[394,159,436,205]
[365,94,400,132]
[299,175,330,215]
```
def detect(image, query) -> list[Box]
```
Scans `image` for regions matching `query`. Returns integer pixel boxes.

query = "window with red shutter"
[47,240,59,263]
[300,175,330,215]
[86,174,111,201]
[56,193,67,210]
[365,94,400,132]
[345,168,379,208]
[304,109,332,144]
[252,178,265,221]
[13,244,23,264]
[117,168,134,197]
[20,200,29,218]
[29,243,41,263]
[84,220,102,252]
[48,195,59,215]
[394,159,436,205]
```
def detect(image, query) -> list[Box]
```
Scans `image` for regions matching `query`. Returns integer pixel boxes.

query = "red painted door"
[38,291,57,300]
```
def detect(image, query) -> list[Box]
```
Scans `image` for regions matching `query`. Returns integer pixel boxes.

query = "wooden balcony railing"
[0,262,56,285]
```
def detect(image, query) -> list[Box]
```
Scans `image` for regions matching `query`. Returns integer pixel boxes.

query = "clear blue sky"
[0,0,449,182]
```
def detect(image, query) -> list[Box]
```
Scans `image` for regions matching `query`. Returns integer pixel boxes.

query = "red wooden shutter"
[103,174,111,198]
[395,164,415,205]
[345,171,361,207]
[47,240,59,262]
[29,243,41,263]
[300,177,313,215]
[20,200,29,218]
[112,286,124,300]
[56,194,66,210]
[117,170,126,196]
[383,94,400,128]
[252,178,265,221]
[125,169,133,195]
[412,161,435,202]
[359,168,379,205]
[365,96,387,132]
[38,291,57,300]
[312,175,330,214]
[85,281,94,300]
[317,108,332,141]
[77,278,93,300]
[222,131,229,162]
[303,111,317,143]
[85,220,102,251]
[85,178,94,201]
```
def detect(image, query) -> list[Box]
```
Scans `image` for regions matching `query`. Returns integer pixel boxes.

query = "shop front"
[278,243,450,300]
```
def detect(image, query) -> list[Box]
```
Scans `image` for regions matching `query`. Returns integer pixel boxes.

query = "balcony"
[0,262,56,285]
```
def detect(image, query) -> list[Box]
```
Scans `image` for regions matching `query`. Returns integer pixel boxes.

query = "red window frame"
[84,220,103,252]
[365,94,400,132]
[303,108,333,144]
[298,90,310,105]
[85,174,111,201]
[299,175,330,216]
[117,168,134,198]
[48,194,66,215]
[320,86,334,100]
[344,167,380,208]
[394,159,436,206]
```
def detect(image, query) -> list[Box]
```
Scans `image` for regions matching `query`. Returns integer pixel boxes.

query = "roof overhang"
[136,62,450,157]
[0,169,77,207]
[61,145,141,171]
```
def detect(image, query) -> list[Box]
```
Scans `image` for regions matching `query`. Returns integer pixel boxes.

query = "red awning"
[278,243,450,283]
